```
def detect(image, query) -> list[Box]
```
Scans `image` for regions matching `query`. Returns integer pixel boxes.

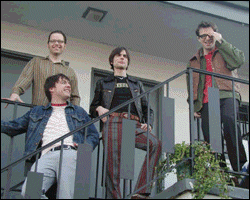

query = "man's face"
[112,50,129,70]
[50,77,71,100]
[47,33,66,56]
[198,27,216,51]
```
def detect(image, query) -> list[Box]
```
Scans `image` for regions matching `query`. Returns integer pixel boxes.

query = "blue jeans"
[21,149,77,199]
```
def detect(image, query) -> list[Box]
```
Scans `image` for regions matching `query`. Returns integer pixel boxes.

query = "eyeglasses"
[199,34,213,40]
[49,40,64,44]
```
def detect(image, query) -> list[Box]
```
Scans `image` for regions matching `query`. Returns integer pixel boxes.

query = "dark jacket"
[89,74,154,130]
[1,102,99,158]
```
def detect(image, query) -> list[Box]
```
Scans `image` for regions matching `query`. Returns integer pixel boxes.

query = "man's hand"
[96,106,109,122]
[2,93,24,108]
[212,32,222,44]
[141,123,152,132]
[194,112,201,118]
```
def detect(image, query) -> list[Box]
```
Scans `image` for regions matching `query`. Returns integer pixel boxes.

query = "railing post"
[120,103,136,198]
[95,138,101,198]
[3,102,18,199]
[56,140,64,199]
[102,116,109,199]
[188,68,195,175]
[208,85,222,153]
[232,80,240,171]
[160,83,175,155]
[24,171,44,199]
[146,93,150,189]
[74,140,92,199]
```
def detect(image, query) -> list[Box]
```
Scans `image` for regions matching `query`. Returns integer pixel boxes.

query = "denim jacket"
[1,102,99,157]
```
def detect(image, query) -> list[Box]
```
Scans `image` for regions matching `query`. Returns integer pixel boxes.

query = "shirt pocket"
[71,114,86,128]
[30,114,44,123]
[28,114,45,138]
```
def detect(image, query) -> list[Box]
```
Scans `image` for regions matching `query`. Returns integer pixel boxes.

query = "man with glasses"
[187,21,247,175]
[3,30,80,106]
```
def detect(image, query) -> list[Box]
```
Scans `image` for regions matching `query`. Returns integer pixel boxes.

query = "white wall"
[1,21,249,145]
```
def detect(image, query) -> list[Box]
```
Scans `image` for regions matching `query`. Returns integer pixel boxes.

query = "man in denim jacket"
[1,73,99,199]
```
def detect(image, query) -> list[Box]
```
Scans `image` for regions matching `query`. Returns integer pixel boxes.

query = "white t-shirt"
[41,105,73,156]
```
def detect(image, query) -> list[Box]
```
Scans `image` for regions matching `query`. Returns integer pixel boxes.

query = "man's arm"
[2,58,36,107]
[1,111,30,137]
[12,58,36,96]
[139,81,154,129]
[89,80,103,118]
[216,38,245,70]
[69,69,81,106]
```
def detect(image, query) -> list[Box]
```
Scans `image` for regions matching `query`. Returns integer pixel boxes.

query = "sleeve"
[69,68,81,106]
[89,80,103,118]
[12,57,36,95]
[1,111,31,137]
[216,39,245,70]
[139,81,154,128]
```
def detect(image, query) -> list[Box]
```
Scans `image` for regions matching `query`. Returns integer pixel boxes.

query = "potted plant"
[156,141,233,199]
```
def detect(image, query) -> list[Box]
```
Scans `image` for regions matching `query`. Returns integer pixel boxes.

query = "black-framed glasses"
[49,40,64,44]
[199,34,213,40]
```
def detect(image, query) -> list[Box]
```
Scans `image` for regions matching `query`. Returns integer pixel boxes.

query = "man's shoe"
[131,193,150,199]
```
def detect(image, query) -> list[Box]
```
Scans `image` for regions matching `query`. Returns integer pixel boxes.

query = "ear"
[197,36,202,43]
[49,87,55,95]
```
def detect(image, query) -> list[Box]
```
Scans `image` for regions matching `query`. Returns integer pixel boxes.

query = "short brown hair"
[44,73,70,102]
[109,47,130,70]
[47,30,67,44]
[195,21,218,37]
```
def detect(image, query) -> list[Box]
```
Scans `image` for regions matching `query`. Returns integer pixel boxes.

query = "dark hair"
[195,21,218,37]
[44,73,70,102]
[109,47,130,70]
[47,30,67,44]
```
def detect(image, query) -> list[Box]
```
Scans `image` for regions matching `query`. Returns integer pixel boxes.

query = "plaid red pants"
[102,113,162,199]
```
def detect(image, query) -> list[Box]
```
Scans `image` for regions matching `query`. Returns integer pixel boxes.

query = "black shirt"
[110,76,138,116]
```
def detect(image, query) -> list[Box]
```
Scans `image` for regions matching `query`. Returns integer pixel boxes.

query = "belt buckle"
[123,113,128,118]
[64,145,71,150]
[50,147,56,152]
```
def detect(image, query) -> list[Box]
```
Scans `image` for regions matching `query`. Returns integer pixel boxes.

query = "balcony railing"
[1,68,249,199]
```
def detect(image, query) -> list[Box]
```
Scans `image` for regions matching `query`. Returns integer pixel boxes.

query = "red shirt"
[203,48,217,104]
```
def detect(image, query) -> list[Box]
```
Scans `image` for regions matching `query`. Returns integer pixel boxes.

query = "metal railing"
[1,67,249,199]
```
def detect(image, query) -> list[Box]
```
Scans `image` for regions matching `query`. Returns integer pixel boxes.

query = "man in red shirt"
[188,21,247,173]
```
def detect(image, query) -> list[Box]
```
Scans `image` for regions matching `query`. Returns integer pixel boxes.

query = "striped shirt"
[12,56,80,106]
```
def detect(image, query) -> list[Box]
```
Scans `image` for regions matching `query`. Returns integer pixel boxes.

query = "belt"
[50,145,77,152]
[110,112,140,121]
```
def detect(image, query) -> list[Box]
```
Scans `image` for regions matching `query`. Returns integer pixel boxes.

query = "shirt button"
[40,133,43,135]
[35,143,38,145]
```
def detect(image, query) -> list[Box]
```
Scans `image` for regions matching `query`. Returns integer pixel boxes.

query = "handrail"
[189,67,249,84]
[1,67,249,172]
[1,68,249,198]
[1,99,34,108]
[1,69,188,173]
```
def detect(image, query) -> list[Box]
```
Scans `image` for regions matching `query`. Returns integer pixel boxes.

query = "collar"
[205,47,217,56]
[51,103,67,107]
[43,56,67,67]
[43,101,75,110]
[190,47,219,62]
[104,74,137,83]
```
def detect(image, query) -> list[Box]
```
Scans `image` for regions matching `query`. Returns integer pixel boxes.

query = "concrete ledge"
[154,178,249,199]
